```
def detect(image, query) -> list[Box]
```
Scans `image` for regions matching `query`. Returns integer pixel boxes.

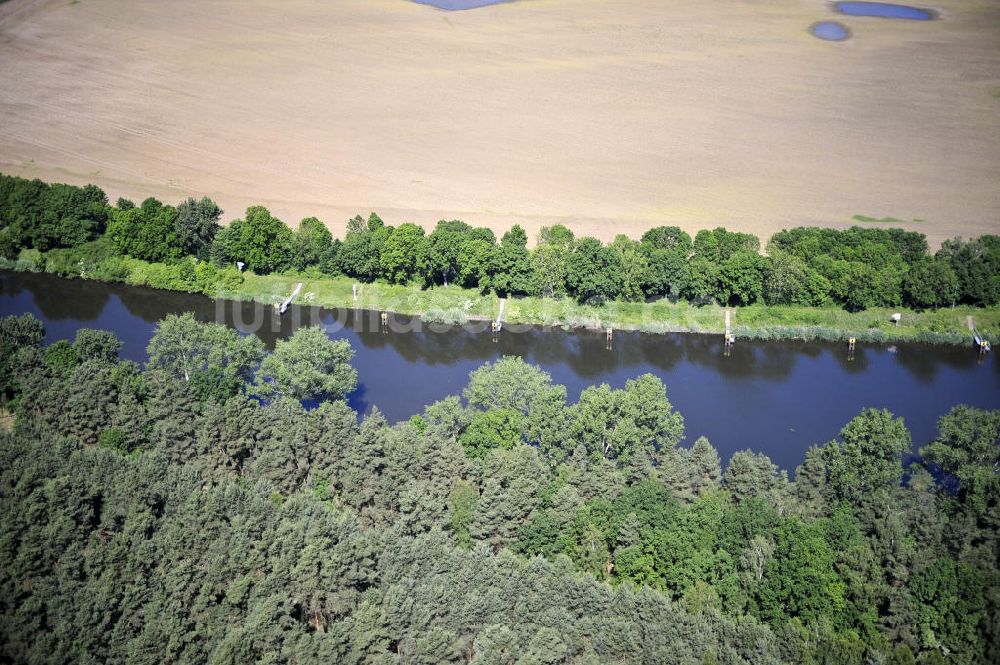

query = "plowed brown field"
[1,0,997,246]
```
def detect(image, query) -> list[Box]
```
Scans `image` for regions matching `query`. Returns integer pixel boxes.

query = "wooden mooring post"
[490,298,506,342]
[495,298,506,333]
[724,310,734,347]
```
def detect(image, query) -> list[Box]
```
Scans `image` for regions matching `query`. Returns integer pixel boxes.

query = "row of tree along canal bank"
[1,172,998,345]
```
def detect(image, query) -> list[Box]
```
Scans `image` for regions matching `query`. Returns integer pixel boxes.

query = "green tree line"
[2,173,998,311]
[1,312,997,664]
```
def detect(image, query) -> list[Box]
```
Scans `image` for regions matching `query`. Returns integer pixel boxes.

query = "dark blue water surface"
[811,21,851,41]
[413,0,516,9]
[3,271,997,472]
[833,2,935,19]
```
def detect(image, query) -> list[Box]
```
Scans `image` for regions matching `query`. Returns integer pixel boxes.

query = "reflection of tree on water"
[3,271,994,388]
[312,315,792,379]
[360,325,497,367]
[638,333,805,381]
[2,271,109,322]
[0,272,26,299]
[110,285,990,388]
[116,284,216,325]
[892,343,981,385]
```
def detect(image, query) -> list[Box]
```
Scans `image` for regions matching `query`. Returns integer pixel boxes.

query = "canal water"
[2,271,997,471]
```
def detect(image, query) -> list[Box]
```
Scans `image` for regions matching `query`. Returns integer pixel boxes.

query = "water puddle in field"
[810,21,851,40]
[413,0,517,9]
[833,2,935,20]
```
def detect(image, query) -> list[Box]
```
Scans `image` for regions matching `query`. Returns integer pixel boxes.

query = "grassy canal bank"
[5,250,998,346]
[239,272,1000,345]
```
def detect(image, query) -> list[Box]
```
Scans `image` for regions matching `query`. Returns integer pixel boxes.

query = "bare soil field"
[1,0,997,247]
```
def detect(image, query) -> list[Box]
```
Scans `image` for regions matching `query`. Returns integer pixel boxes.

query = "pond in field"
[413,0,516,10]
[833,2,935,20]
[2,271,997,472]
[811,21,851,41]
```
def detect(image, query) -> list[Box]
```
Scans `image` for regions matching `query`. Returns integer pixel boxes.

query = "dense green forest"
[2,173,998,311]
[1,312,998,664]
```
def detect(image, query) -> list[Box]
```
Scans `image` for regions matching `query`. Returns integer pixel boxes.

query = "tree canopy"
[106,197,183,262]
[174,196,223,259]
[0,312,998,664]
[146,312,264,394]
[211,206,294,274]
[254,326,357,402]
[4,173,998,312]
